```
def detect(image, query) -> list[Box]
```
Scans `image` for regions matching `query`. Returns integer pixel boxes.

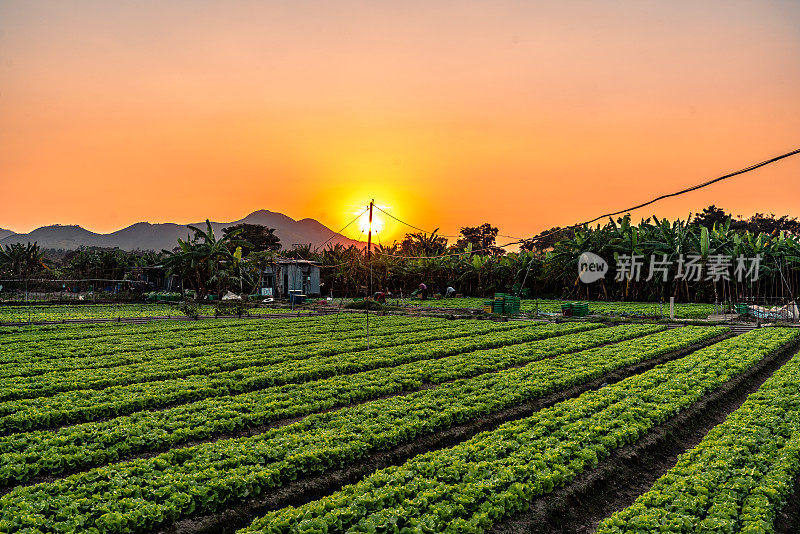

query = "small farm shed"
[261,258,321,297]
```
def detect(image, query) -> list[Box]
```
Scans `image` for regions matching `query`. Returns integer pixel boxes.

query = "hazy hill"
[0,210,364,252]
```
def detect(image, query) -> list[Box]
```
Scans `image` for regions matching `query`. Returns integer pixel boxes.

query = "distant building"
[132,266,181,292]
[261,258,321,297]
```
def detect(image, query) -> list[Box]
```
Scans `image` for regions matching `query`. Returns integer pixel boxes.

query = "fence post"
[669,297,675,320]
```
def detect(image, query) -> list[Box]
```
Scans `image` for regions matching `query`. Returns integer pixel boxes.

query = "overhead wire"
[370,205,526,259]
[373,206,460,238]
[315,207,369,251]
[515,148,800,247]
[367,247,506,261]
[510,147,800,296]
[326,207,370,340]
[374,205,526,242]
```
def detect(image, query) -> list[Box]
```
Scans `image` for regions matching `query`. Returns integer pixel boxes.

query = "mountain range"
[0,210,364,252]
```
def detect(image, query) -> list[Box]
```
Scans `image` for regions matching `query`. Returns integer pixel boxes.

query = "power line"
[373,206,459,238]
[511,147,800,297]
[316,243,508,263]
[371,206,528,259]
[517,147,800,247]
[316,207,369,251]
[367,245,508,261]
[374,205,526,241]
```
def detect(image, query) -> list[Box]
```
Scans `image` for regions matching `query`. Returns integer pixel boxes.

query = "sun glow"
[355,206,385,236]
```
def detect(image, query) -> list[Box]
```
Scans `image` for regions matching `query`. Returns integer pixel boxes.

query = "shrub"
[177,301,200,319]
[214,300,251,317]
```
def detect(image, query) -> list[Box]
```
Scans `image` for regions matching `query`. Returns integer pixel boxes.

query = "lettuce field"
[0,313,799,533]
[406,298,717,319]
[0,299,718,325]
[0,303,316,324]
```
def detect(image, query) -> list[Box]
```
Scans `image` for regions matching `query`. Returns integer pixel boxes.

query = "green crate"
[734,304,749,315]
[571,302,589,317]
[504,296,520,314]
[483,301,494,313]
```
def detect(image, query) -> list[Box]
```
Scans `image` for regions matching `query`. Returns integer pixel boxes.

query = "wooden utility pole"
[366,200,374,350]
[367,200,374,294]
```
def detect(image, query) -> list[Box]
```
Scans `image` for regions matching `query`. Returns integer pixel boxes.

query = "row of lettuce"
[0,298,717,322]
[0,317,527,382]
[237,328,799,534]
[0,304,206,323]
[0,323,595,435]
[0,303,315,323]
[0,325,731,531]
[0,314,447,362]
[409,297,717,318]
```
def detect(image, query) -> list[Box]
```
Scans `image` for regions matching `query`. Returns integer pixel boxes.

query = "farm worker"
[419,283,429,300]
[445,286,456,298]
[373,291,388,303]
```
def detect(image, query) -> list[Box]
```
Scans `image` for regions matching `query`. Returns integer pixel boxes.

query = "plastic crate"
[571,302,589,317]
[734,304,749,315]
[505,297,521,314]
[483,301,494,313]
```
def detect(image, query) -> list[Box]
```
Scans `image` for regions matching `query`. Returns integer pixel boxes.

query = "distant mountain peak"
[244,209,279,217]
[238,210,297,226]
[0,210,364,251]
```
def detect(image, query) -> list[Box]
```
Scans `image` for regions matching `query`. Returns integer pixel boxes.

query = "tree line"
[2,206,800,303]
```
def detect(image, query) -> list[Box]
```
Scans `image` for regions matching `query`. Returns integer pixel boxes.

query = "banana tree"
[162,220,246,299]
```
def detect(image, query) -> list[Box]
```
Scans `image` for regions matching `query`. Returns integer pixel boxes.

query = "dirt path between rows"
[775,471,800,534]
[489,335,800,534]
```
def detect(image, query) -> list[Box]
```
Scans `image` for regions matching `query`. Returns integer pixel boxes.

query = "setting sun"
[355,206,385,237]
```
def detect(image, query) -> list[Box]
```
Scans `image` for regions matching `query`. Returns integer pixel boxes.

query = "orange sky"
[1,0,799,245]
